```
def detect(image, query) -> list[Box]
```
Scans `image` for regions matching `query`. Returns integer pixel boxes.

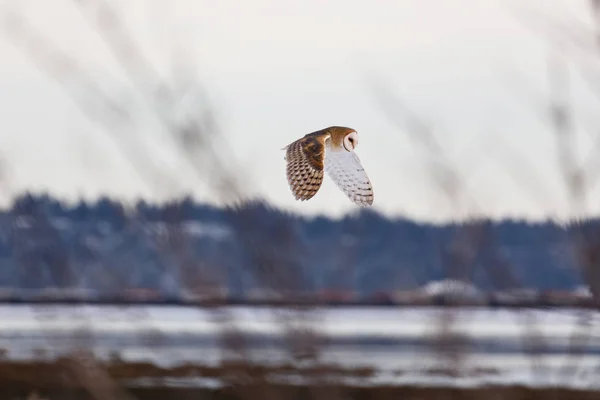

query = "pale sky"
[0,0,599,222]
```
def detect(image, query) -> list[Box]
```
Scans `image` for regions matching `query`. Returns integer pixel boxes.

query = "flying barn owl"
[282,126,374,206]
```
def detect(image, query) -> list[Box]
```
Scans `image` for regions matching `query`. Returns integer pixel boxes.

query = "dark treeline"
[0,192,591,299]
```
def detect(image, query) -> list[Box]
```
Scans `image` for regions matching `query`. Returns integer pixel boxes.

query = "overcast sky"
[0,0,598,222]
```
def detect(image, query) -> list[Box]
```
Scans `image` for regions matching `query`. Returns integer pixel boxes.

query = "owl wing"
[283,133,328,201]
[324,142,374,206]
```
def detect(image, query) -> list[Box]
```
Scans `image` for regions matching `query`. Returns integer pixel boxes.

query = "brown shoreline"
[0,358,599,400]
[5,384,600,400]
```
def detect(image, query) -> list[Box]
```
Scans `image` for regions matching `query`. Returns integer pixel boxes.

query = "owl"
[282,126,374,206]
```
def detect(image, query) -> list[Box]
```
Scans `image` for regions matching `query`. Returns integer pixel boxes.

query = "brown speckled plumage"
[284,132,327,201]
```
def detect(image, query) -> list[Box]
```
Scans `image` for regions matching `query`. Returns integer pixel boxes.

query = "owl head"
[327,126,358,152]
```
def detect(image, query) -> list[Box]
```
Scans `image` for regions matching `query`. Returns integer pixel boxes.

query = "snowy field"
[1,305,600,389]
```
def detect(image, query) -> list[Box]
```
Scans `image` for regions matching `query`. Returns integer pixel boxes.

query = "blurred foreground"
[2,304,600,399]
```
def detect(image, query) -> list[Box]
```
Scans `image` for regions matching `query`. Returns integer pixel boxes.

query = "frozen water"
[0,304,599,389]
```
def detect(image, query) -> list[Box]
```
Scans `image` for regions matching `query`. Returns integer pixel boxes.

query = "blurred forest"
[0,191,589,301]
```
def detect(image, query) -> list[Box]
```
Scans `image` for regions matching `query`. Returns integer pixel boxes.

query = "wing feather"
[324,142,374,206]
[284,134,327,201]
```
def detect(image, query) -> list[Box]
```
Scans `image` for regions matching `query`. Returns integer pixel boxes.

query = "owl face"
[342,131,358,152]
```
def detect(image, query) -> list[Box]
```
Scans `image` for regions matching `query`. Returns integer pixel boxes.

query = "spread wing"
[324,142,374,206]
[283,133,328,201]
